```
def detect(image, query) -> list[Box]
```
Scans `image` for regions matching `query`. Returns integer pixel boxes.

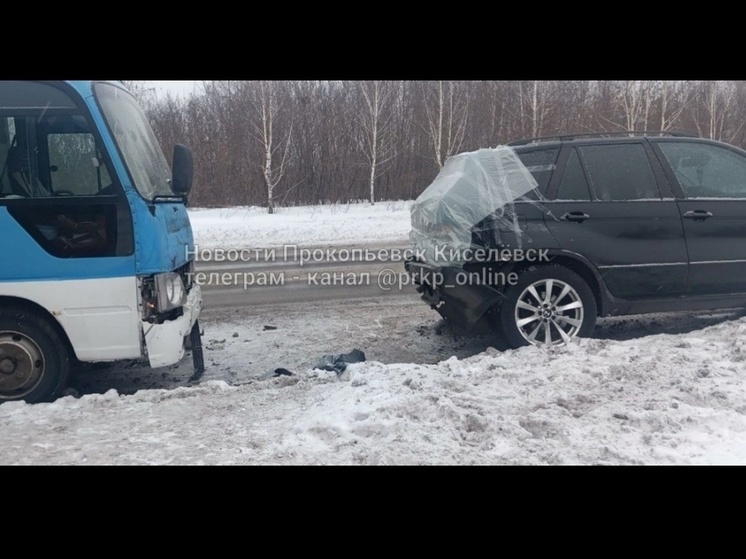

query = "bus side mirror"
[172,144,194,195]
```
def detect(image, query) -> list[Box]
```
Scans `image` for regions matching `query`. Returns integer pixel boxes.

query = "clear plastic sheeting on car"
[410,146,539,267]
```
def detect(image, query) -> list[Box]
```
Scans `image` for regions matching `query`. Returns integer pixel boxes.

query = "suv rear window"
[556,148,592,200]
[580,143,660,201]
[517,148,558,197]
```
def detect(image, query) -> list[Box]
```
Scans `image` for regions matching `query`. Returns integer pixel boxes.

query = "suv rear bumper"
[404,259,507,329]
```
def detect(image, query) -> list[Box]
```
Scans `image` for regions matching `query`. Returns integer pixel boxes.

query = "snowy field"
[3,201,746,465]
[188,201,413,251]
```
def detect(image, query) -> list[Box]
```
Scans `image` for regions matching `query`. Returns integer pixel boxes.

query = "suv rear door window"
[580,143,661,201]
[542,142,686,299]
[517,148,558,197]
[556,148,591,201]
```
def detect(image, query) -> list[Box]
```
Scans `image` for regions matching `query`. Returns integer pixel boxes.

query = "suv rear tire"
[499,265,597,348]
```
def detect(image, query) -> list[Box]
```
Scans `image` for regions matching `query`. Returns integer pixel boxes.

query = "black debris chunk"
[314,349,366,374]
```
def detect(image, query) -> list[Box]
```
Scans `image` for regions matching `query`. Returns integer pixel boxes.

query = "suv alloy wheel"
[498,265,597,348]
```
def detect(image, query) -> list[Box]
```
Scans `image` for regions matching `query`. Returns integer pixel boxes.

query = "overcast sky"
[142,81,201,99]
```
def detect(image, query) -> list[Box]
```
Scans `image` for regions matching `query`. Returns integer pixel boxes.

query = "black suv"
[405,132,746,348]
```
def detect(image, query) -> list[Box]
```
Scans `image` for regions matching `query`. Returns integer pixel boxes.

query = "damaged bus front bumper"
[142,283,203,368]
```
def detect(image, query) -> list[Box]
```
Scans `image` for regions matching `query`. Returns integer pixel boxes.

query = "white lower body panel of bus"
[1,277,202,368]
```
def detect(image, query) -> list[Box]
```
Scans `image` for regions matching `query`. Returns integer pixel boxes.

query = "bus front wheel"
[0,307,71,404]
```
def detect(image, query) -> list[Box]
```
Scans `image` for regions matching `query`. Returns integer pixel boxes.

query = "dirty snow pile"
[3,316,746,465]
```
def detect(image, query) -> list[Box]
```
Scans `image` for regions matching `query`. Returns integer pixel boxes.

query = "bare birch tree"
[518,80,556,138]
[422,80,470,168]
[658,80,691,132]
[356,80,394,205]
[691,81,742,142]
[612,80,655,134]
[248,81,294,214]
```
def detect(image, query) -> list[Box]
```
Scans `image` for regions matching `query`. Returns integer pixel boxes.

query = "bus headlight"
[155,272,187,311]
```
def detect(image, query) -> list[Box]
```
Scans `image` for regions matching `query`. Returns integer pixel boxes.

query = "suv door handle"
[683,210,713,221]
[561,212,590,223]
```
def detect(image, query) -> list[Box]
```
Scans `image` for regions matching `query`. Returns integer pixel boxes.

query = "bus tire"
[0,306,71,404]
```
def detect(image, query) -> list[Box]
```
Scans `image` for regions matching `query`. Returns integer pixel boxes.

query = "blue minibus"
[0,80,203,403]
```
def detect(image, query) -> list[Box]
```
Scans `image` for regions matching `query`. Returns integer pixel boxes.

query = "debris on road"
[313,349,366,374]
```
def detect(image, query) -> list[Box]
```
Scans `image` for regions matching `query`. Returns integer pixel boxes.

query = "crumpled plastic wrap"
[410,146,539,267]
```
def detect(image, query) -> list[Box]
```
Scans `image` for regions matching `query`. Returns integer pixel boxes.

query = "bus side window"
[0,117,9,196]
[6,141,50,197]
[47,131,113,196]
[9,204,116,259]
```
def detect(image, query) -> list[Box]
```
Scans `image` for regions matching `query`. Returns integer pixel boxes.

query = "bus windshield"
[94,82,174,200]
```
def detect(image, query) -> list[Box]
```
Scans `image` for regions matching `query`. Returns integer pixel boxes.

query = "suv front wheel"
[499,265,597,348]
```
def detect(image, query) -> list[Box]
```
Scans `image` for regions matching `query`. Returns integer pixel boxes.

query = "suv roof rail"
[507,130,698,146]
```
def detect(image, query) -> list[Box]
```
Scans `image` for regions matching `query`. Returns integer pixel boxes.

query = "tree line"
[126,81,746,211]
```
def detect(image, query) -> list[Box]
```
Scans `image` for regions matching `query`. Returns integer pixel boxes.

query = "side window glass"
[517,148,559,198]
[658,142,746,199]
[0,117,50,198]
[0,115,114,199]
[0,117,17,196]
[48,132,112,196]
[580,143,661,201]
[556,148,591,201]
